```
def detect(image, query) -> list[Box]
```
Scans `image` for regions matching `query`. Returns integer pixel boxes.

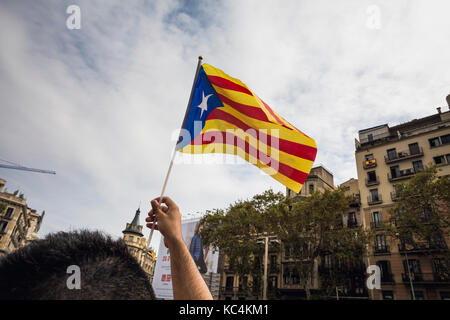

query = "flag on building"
[177,63,317,193]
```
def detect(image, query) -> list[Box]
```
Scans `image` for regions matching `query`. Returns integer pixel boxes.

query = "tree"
[388,166,450,274]
[199,190,284,295]
[200,188,373,300]
[269,187,372,299]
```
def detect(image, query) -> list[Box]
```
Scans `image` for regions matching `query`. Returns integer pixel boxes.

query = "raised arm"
[146,196,213,300]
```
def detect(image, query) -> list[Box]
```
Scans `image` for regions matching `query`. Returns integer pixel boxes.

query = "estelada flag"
[176,63,317,193]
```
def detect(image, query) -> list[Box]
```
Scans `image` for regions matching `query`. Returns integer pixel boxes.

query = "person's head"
[0,229,155,300]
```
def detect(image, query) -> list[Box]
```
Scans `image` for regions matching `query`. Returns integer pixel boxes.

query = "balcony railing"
[373,245,390,254]
[349,194,361,207]
[387,169,416,182]
[398,242,448,253]
[367,194,383,205]
[365,176,380,187]
[402,273,450,283]
[384,147,424,164]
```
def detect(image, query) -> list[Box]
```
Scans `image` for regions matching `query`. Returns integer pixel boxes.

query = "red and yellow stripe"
[179,63,317,193]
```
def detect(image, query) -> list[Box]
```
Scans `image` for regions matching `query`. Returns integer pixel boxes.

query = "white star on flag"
[197,91,213,118]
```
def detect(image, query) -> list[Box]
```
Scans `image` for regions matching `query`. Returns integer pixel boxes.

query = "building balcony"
[401,273,450,284]
[365,176,380,187]
[384,147,424,164]
[349,194,361,207]
[373,245,390,255]
[387,169,416,182]
[363,159,377,169]
[367,194,383,205]
[398,242,448,254]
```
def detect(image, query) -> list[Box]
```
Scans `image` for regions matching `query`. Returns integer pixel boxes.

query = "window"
[268,276,277,290]
[283,265,299,285]
[308,184,314,194]
[370,189,379,202]
[403,259,422,278]
[270,255,277,267]
[225,276,234,290]
[387,148,397,160]
[408,142,420,155]
[434,155,445,165]
[368,134,373,142]
[390,165,400,178]
[375,235,387,250]
[0,221,8,233]
[4,207,14,219]
[429,137,440,147]
[365,154,374,161]
[382,291,394,300]
[348,212,357,227]
[371,211,382,227]
[440,134,450,145]
[367,171,377,182]
[446,154,450,164]
[377,261,392,282]
[413,160,424,173]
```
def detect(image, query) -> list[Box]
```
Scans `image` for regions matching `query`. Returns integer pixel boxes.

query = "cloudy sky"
[1,0,449,253]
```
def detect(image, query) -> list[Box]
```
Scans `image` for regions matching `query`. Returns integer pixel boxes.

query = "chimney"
[437,107,442,114]
[447,94,450,109]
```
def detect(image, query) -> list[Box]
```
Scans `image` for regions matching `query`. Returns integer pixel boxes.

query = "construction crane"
[0,158,56,175]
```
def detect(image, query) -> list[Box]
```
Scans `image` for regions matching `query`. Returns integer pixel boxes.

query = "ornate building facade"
[122,207,156,283]
[0,178,44,257]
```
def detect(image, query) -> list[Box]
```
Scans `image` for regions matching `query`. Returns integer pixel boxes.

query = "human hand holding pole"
[146,196,213,300]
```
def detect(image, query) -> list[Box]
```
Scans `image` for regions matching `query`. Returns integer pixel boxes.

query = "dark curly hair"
[0,229,155,300]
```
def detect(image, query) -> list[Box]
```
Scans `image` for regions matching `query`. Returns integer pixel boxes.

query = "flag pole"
[147,56,203,248]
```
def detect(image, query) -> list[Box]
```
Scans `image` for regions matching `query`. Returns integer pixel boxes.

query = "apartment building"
[0,178,45,257]
[355,101,450,300]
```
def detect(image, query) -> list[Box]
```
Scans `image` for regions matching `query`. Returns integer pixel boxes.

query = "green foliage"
[270,187,372,298]
[200,190,285,285]
[199,187,373,299]
[389,166,450,244]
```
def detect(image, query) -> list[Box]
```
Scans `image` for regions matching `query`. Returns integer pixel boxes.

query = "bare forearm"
[168,238,213,300]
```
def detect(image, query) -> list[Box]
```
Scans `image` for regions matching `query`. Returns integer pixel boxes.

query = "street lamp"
[257,235,279,300]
